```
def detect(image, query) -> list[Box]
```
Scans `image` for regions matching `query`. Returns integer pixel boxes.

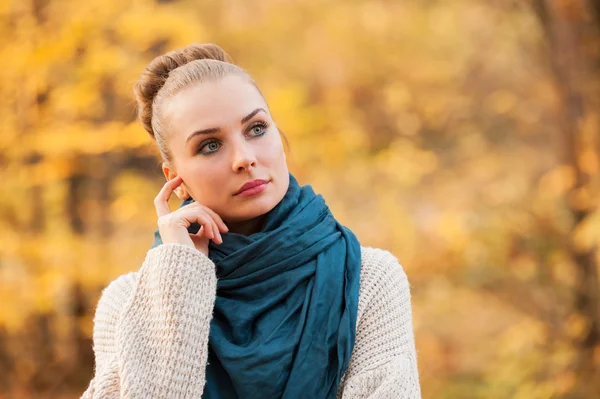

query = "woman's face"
[162,74,289,224]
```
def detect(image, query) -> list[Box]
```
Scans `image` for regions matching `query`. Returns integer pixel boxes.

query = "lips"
[234,179,270,195]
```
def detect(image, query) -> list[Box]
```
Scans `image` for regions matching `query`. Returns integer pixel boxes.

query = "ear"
[162,162,190,200]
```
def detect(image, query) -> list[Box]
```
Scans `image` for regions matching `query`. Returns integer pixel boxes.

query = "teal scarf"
[151,173,361,398]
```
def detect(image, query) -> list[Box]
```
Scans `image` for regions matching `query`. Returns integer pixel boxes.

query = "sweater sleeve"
[337,248,422,399]
[81,243,217,398]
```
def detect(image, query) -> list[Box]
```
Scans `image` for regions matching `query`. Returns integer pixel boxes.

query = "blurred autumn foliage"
[1,0,600,398]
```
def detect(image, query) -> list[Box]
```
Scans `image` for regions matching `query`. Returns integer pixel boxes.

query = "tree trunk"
[532,1,600,397]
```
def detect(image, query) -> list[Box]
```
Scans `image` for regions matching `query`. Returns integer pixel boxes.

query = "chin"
[227,194,280,221]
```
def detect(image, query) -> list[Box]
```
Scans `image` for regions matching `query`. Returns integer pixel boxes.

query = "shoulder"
[357,246,410,320]
[95,272,139,317]
[92,272,139,362]
[359,246,407,281]
[344,247,417,378]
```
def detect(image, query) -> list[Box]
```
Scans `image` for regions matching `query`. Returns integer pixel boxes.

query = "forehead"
[165,75,268,134]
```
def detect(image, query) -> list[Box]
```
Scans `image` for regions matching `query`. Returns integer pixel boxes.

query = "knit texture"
[81,244,421,398]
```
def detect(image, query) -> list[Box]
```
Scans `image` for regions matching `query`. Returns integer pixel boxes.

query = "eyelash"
[197,121,269,156]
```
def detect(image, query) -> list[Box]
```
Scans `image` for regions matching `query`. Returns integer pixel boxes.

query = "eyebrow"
[185,108,267,145]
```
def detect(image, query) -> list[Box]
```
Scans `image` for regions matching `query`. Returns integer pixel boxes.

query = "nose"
[231,140,257,173]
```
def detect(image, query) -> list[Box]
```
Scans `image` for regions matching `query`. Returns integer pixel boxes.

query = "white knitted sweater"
[81,243,421,398]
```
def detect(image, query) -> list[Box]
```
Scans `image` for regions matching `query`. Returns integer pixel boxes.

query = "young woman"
[82,43,421,399]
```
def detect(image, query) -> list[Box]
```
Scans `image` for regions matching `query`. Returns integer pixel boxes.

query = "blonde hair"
[133,43,260,163]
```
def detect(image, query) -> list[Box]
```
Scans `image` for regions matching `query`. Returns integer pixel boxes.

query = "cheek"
[260,134,286,165]
[264,136,288,193]
[184,163,224,202]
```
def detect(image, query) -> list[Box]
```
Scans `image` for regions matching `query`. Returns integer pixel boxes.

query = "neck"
[225,214,266,236]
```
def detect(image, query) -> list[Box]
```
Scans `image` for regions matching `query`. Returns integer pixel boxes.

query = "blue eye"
[198,140,221,155]
[248,122,268,137]
[197,122,268,156]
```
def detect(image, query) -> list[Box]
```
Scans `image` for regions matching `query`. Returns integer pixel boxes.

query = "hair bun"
[176,43,233,64]
[134,43,233,137]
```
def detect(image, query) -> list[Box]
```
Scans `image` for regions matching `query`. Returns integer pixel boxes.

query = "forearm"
[118,243,217,398]
[83,243,217,398]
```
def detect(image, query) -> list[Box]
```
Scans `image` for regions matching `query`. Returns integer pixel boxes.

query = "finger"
[191,211,215,240]
[183,203,227,233]
[177,207,213,239]
[189,233,207,246]
[202,217,220,244]
[208,213,222,243]
[195,225,212,239]
[154,176,183,217]
[212,220,222,244]
[202,207,229,233]
[189,233,211,253]
[195,213,221,244]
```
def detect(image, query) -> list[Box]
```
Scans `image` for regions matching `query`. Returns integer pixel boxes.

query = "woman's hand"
[154,175,229,257]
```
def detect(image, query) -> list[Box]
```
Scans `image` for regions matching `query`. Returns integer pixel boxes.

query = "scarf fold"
[151,173,361,399]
